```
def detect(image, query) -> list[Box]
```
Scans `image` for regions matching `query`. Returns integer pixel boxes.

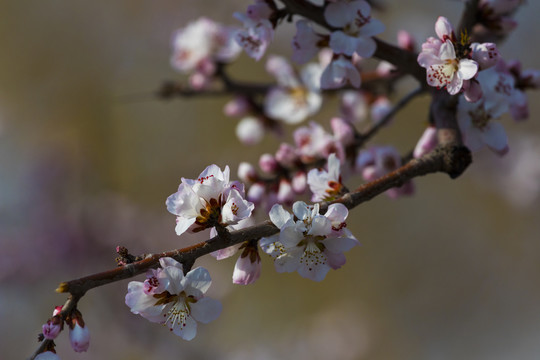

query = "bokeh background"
[1,1,540,359]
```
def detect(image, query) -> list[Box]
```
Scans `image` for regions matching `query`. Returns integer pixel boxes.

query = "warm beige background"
[1,1,539,359]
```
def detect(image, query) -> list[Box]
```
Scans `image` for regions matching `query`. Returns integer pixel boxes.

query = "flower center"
[468,106,491,129]
[299,239,326,272]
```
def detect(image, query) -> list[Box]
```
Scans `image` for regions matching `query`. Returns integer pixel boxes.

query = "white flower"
[264,55,323,124]
[166,165,254,236]
[170,18,240,73]
[260,202,358,282]
[234,12,274,61]
[125,258,222,341]
[307,153,345,202]
[321,55,361,89]
[324,0,385,58]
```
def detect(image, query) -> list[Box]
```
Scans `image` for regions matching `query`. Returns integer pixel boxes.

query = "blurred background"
[1,1,539,359]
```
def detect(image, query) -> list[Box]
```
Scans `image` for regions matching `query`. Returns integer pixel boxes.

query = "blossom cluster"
[417,14,538,156]
[32,1,540,357]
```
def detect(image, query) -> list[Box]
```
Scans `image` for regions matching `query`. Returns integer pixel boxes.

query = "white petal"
[172,315,198,340]
[458,59,479,80]
[322,236,359,253]
[329,31,358,56]
[269,204,293,228]
[308,215,332,236]
[184,267,212,297]
[438,40,456,61]
[274,249,302,273]
[279,223,305,248]
[324,203,349,224]
[163,265,186,295]
[481,121,509,155]
[352,36,377,58]
[324,1,354,27]
[190,298,222,324]
[292,201,311,221]
[175,217,197,236]
[297,261,330,282]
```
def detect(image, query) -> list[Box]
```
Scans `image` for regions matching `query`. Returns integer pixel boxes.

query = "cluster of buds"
[36,307,90,359]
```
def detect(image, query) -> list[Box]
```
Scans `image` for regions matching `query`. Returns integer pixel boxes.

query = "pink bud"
[69,322,90,352]
[397,30,416,51]
[238,162,258,183]
[277,179,294,204]
[247,182,266,205]
[224,97,250,117]
[232,249,261,285]
[275,143,298,167]
[292,171,307,194]
[413,126,438,158]
[259,153,279,174]
[42,317,62,340]
[189,72,209,90]
[236,117,264,145]
[435,16,455,42]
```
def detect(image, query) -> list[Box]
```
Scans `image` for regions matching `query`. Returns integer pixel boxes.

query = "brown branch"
[30,139,471,360]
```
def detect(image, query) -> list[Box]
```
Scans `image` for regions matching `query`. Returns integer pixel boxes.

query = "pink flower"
[418,39,478,95]
[125,258,222,340]
[260,202,359,281]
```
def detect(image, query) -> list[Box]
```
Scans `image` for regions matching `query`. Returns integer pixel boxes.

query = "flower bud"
[224,97,249,117]
[277,179,294,204]
[238,162,258,183]
[42,316,63,340]
[259,153,279,174]
[236,117,264,145]
[275,143,298,167]
[247,182,266,205]
[291,171,307,194]
[68,310,90,353]
[232,245,261,285]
